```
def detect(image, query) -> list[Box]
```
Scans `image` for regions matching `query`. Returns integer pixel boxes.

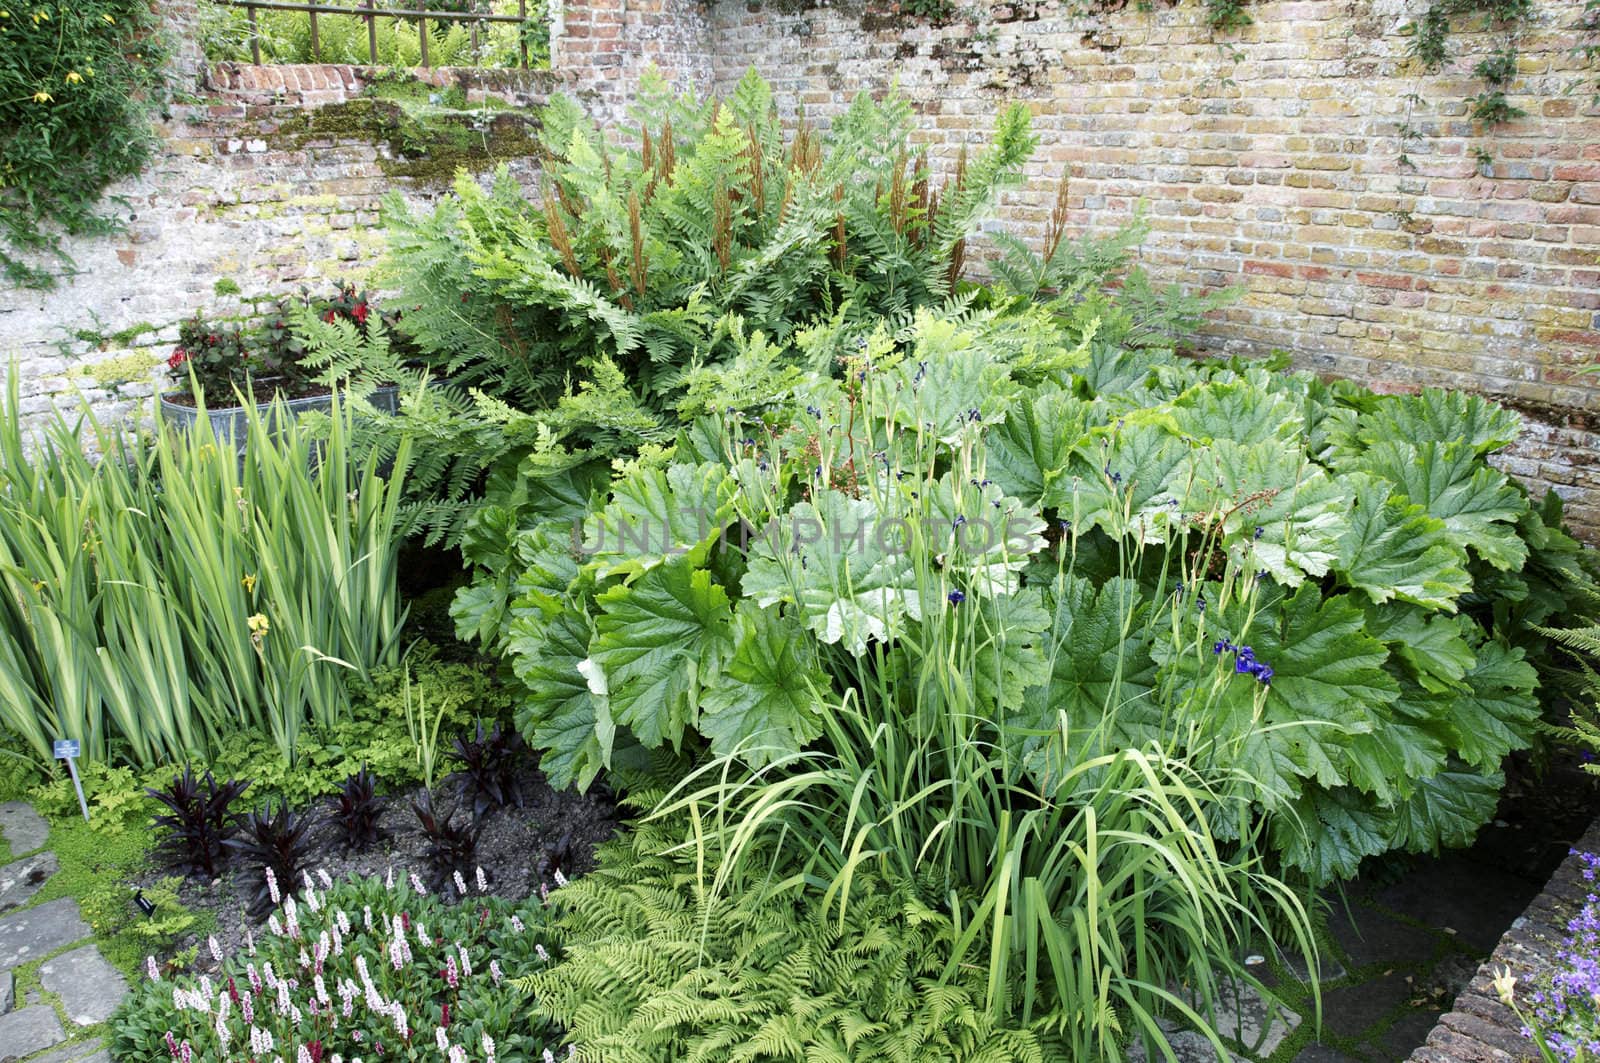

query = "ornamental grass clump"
[111,869,566,1062]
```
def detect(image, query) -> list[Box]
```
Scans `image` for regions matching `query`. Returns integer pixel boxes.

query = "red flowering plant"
[312,280,417,358]
[168,314,253,404]
[256,297,315,394]
[165,282,412,405]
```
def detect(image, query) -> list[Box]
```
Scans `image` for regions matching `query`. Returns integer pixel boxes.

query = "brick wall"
[680,0,1600,532]
[5,0,1597,531]
[0,60,553,429]
[554,0,713,125]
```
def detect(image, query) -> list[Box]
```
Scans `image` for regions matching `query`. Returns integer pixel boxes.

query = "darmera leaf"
[698,603,829,766]
[1335,474,1471,612]
[592,559,735,749]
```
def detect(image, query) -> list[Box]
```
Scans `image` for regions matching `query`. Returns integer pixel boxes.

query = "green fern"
[1535,620,1600,774]
[523,810,1073,1062]
[363,71,1042,555]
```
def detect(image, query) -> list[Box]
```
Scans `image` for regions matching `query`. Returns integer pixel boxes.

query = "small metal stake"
[53,739,88,823]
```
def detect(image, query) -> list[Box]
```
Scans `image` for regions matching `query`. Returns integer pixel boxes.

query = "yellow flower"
[1492,967,1516,1007]
[100,11,113,21]
[241,573,257,593]
[65,71,81,84]
[30,8,46,22]
[31,90,51,103]
[247,612,270,646]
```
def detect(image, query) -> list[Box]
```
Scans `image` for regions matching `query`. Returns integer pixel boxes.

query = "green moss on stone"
[109,321,159,346]
[257,95,539,186]
[80,351,162,386]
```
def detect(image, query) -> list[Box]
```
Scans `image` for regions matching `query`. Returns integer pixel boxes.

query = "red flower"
[440,1003,450,1028]
[323,309,338,323]
[167,348,188,370]
[352,301,370,325]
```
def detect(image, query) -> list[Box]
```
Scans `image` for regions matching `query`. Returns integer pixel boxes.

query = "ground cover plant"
[112,868,567,1061]
[1498,849,1600,1061]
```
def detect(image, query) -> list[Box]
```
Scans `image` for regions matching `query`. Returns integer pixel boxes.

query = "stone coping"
[1407,815,1600,1063]
[204,61,561,108]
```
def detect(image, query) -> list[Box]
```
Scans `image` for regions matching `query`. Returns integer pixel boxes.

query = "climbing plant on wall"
[1406,0,1533,126]
[0,0,169,288]
[1192,0,1593,168]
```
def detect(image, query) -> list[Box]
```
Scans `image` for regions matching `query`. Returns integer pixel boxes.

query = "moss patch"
[79,350,163,387]
[22,814,206,976]
[259,94,540,185]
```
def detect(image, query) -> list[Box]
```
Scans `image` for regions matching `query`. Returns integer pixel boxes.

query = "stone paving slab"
[0,1003,65,1059]
[0,851,58,914]
[0,897,89,973]
[1125,982,1300,1062]
[38,945,128,1027]
[0,803,49,856]
[22,1039,110,1063]
[1,969,11,1015]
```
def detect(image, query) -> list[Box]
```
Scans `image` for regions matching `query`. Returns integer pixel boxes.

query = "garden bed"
[141,766,616,976]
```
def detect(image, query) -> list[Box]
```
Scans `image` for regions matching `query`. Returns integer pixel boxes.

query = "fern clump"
[311,69,1035,544]
[527,810,1095,1062]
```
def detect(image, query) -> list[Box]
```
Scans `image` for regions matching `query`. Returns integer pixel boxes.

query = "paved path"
[0,802,123,1063]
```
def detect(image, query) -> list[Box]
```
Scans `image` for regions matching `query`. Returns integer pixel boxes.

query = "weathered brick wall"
[553,0,713,125]
[0,58,552,430]
[689,0,1600,532]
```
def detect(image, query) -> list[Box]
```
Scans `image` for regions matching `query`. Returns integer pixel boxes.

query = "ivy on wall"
[0,0,169,288]
[1191,0,1594,168]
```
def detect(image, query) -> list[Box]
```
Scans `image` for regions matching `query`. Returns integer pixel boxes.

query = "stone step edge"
[1406,814,1600,1063]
